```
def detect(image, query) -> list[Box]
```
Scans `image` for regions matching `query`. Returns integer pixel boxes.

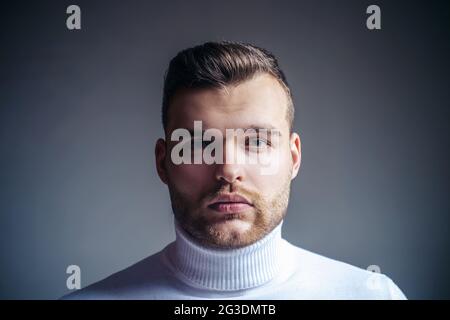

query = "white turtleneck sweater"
[63,220,406,300]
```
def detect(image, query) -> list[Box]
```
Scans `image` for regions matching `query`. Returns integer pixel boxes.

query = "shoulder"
[281,240,407,299]
[61,243,178,300]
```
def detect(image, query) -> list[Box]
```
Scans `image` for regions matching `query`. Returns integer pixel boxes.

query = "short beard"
[167,172,291,249]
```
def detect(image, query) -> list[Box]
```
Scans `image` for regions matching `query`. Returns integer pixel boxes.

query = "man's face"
[156,73,301,249]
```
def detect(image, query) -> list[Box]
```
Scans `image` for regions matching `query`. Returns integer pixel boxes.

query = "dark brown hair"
[162,41,294,132]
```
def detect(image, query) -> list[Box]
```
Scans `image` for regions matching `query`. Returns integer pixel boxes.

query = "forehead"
[167,73,289,132]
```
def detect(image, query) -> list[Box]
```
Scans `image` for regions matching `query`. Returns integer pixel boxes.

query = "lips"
[207,194,253,213]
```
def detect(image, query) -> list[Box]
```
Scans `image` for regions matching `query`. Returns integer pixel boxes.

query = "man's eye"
[246,137,270,148]
[191,139,212,149]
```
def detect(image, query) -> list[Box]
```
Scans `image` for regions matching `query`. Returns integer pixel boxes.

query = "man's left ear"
[290,133,301,180]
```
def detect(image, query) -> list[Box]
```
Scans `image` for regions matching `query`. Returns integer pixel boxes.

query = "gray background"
[1,0,449,299]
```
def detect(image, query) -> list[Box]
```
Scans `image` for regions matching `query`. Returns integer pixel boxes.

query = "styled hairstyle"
[162,41,294,133]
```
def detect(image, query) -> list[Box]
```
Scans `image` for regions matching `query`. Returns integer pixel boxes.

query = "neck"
[170,220,284,291]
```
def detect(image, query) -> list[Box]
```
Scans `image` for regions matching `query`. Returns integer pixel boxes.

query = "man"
[64,41,406,299]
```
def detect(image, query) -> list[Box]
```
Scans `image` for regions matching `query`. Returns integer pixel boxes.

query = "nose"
[214,139,244,184]
[215,162,243,184]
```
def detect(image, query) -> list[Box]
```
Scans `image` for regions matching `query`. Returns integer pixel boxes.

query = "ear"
[155,138,168,185]
[290,132,301,180]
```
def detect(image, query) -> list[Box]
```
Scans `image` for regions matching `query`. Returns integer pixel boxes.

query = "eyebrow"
[186,125,282,137]
[243,125,282,136]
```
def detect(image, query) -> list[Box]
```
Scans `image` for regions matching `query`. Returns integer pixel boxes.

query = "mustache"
[201,184,262,205]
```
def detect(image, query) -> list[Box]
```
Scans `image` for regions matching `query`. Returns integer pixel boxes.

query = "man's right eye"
[191,139,212,149]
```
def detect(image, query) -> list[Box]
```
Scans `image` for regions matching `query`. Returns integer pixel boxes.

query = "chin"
[213,217,251,231]
[204,219,253,246]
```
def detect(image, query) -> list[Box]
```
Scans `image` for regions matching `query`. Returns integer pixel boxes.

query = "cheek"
[247,149,292,192]
[167,163,214,193]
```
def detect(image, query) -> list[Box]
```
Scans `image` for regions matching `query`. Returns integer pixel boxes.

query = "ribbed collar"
[170,220,283,291]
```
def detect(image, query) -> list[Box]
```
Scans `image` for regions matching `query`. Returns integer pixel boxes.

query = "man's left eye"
[246,137,269,148]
